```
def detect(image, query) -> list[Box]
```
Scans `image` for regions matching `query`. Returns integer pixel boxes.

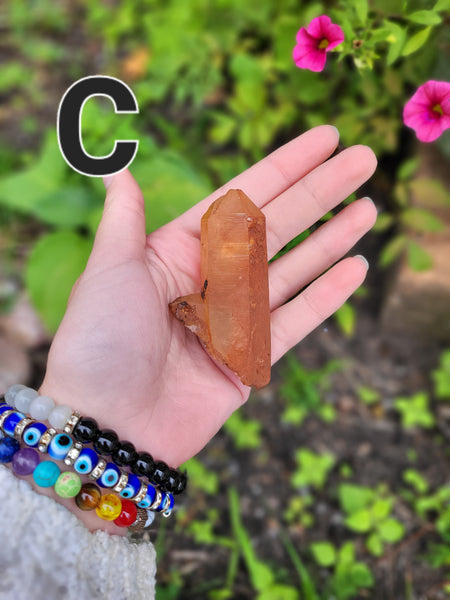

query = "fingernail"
[355,254,369,269]
[103,175,114,189]
[330,125,339,138]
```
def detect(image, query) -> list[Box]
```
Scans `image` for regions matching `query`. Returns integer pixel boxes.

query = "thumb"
[88,168,147,267]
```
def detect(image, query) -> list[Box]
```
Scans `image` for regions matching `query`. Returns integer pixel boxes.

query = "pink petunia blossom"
[293,15,345,73]
[403,80,450,143]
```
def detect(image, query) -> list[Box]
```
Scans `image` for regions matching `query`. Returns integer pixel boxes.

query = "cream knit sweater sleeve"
[0,465,156,600]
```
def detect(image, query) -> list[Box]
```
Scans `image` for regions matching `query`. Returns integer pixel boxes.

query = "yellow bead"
[95,493,122,521]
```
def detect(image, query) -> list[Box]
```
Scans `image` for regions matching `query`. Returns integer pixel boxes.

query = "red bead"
[114,499,138,527]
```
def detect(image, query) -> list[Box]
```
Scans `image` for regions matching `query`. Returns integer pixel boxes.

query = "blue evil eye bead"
[0,404,14,415]
[0,437,21,463]
[98,462,121,488]
[156,491,174,512]
[33,460,61,487]
[23,422,47,447]
[137,484,157,509]
[48,433,73,461]
[2,411,26,437]
[120,473,141,499]
[74,448,98,475]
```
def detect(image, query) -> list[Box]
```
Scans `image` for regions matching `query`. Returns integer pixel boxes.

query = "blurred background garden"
[1,0,450,598]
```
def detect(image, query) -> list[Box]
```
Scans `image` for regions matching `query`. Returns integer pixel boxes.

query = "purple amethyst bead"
[12,447,40,476]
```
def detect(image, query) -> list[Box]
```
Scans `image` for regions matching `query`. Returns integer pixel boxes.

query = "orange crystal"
[169,189,271,388]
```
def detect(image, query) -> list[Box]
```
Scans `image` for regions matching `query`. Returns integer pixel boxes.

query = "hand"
[40,125,377,471]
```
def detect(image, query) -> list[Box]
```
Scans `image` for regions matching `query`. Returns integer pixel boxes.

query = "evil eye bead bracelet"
[5,385,187,495]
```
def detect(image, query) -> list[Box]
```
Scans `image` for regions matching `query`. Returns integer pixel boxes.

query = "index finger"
[172,125,340,236]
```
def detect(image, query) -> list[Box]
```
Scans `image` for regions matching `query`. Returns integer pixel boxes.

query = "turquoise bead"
[33,460,61,487]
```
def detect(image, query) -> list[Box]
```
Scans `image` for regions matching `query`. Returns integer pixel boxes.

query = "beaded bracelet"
[0,402,175,517]
[0,434,155,529]
[5,385,187,495]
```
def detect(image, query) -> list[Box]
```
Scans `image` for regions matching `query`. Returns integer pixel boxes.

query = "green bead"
[54,471,82,498]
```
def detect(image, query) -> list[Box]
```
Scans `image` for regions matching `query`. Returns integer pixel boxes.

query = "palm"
[41,126,377,467]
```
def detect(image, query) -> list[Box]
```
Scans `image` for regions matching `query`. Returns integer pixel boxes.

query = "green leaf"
[434,0,450,10]
[310,542,336,567]
[406,241,433,272]
[372,212,395,233]
[403,469,429,494]
[409,178,450,208]
[371,498,393,521]
[402,208,444,233]
[366,532,384,556]
[25,231,92,333]
[402,27,432,57]
[357,386,380,405]
[397,158,419,181]
[379,234,407,268]
[394,391,435,429]
[334,302,356,337]
[349,562,374,588]
[353,0,369,24]
[432,350,450,399]
[339,483,375,514]
[257,584,299,600]
[378,518,405,543]
[408,10,442,25]
[345,509,373,533]
[291,449,335,490]
[224,411,262,450]
[385,21,406,65]
[182,457,219,495]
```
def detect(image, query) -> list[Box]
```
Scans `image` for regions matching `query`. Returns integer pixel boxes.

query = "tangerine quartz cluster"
[169,189,271,389]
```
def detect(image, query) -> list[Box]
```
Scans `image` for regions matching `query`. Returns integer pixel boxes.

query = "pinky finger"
[270,256,368,364]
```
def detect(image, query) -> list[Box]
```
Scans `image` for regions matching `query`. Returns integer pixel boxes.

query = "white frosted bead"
[29,395,55,421]
[5,384,27,405]
[14,387,39,412]
[48,405,73,430]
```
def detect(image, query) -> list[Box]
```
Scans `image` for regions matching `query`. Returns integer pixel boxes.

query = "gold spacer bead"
[64,411,81,435]
[64,442,83,466]
[149,488,163,511]
[14,417,36,441]
[113,471,129,494]
[38,427,57,453]
[133,482,148,504]
[88,458,107,481]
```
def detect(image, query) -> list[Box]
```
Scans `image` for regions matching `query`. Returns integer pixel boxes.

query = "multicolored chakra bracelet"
[0,435,155,529]
[0,402,174,517]
[5,385,187,495]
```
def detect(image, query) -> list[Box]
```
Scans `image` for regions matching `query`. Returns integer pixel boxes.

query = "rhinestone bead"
[0,437,21,463]
[131,452,155,478]
[38,427,57,453]
[55,472,82,498]
[33,460,61,487]
[88,458,107,481]
[12,447,40,476]
[73,417,99,443]
[48,405,73,430]
[63,411,81,435]
[96,494,122,521]
[29,395,55,421]
[14,417,35,441]
[13,387,38,413]
[93,429,119,455]
[114,499,138,528]
[112,440,137,467]
[64,442,83,466]
[75,483,101,511]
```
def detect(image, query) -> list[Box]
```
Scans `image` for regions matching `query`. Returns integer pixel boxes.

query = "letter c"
[57,76,139,177]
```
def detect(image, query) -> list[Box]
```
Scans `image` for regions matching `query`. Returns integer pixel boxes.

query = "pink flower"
[293,15,345,72]
[403,80,450,143]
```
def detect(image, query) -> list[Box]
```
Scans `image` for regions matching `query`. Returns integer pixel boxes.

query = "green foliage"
[280,354,341,426]
[310,541,374,600]
[357,386,380,406]
[291,449,335,491]
[432,349,450,400]
[334,302,357,338]
[339,483,405,556]
[394,391,435,429]
[223,410,262,450]
[284,495,315,529]
[182,457,219,495]
[403,469,429,495]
